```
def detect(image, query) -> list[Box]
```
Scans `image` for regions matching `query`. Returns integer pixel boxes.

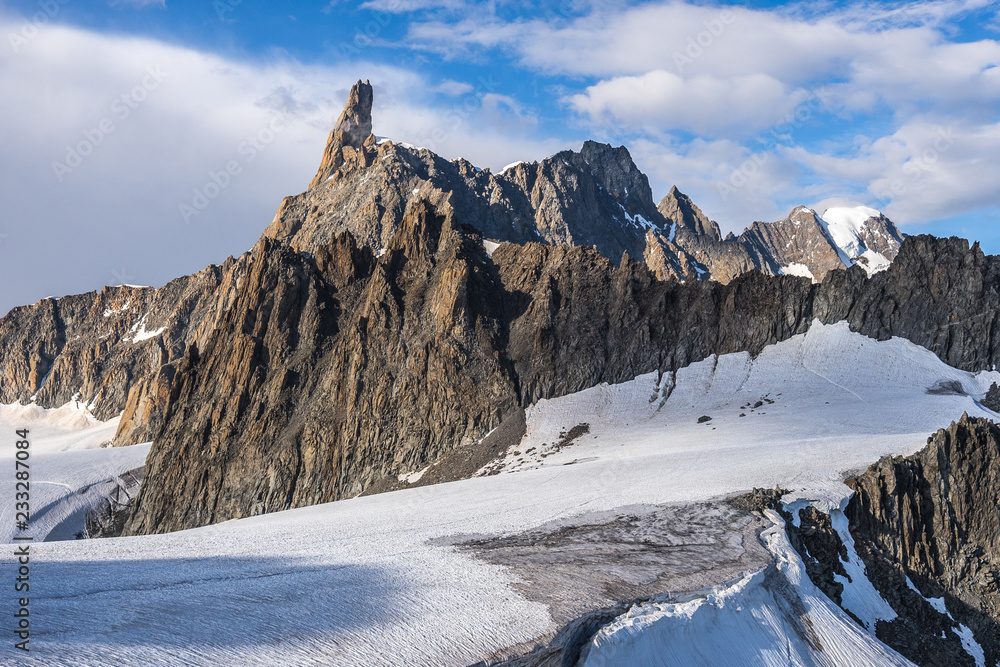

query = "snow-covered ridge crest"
[819,205,901,276]
[582,511,912,666]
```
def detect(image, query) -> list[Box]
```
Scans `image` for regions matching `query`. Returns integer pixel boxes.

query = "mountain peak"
[658,186,722,241]
[309,79,375,189]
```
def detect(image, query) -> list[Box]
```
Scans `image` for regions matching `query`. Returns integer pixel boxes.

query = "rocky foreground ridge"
[847,414,1000,666]
[0,80,995,536]
[784,415,1000,667]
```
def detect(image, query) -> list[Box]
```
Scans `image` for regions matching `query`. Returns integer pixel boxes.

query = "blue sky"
[1,0,999,314]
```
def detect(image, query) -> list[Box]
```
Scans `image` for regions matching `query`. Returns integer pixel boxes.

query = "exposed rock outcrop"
[656,190,904,284]
[309,79,374,188]
[743,206,847,282]
[843,414,1000,666]
[983,382,1000,412]
[123,217,1000,536]
[0,257,249,430]
[657,186,771,284]
[123,203,522,534]
[269,135,697,282]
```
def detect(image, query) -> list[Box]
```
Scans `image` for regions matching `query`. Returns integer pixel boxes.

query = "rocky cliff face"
[0,82,908,437]
[842,415,1000,666]
[266,81,704,282]
[124,199,827,535]
[815,234,1000,372]
[657,186,776,283]
[309,79,374,188]
[0,258,250,435]
[121,223,1000,535]
[743,206,848,282]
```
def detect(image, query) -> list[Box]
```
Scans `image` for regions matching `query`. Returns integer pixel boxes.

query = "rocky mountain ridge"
[1,81,903,439]
[267,80,903,286]
[0,80,986,538]
[122,222,1000,535]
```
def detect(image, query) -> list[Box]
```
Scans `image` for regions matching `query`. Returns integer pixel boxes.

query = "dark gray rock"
[983,382,1000,412]
[843,414,1000,666]
[729,486,788,512]
[742,206,845,282]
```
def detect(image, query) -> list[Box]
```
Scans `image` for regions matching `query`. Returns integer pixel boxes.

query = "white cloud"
[568,71,811,137]
[789,120,1000,224]
[431,78,474,96]
[0,17,564,315]
[406,2,1000,128]
[402,1,1000,234]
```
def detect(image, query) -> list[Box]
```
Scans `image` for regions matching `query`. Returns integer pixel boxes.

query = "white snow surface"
[780,262,816,282]
[501,160,528,173]
[0,403,148,544]
[820,206,893,276]
[482,239,501,257]
[582,510,911,666]
[906,575,952,618]
[3,321,996,665]
[122,313,165,343]
[618,203,656,231]
[954,624,987,667]
[830,502,898,631]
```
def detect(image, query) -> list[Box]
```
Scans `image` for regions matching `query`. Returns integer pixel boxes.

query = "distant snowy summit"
[266,79,904,286]
[655,188,903,284]
[744,204,904,283]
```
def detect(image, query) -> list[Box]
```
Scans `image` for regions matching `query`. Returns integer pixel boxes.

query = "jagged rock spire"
[658,186,722,242]
[309,79,374,189]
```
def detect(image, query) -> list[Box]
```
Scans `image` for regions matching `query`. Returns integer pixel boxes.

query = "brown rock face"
[742,207,846,281]
[267,85,700,282]
[845,414,1000,666]
[309,79,374,188]
[123,202,521,534]
[657,187,774,283]
[124,200,831,535]
[659,185,722,241]
[0,257,251,430]
[118,230,1000,536]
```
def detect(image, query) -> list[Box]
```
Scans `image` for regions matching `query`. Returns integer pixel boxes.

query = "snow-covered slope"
[820,206,900,275]
[583,511,909,666]
[3,322,997,665]
[0,403,147,544]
